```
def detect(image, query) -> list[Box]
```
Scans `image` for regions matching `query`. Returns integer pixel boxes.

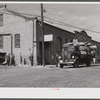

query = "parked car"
[0,52,6,64]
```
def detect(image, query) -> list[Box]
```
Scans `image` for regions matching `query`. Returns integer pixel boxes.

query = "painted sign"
[44,34,53,42]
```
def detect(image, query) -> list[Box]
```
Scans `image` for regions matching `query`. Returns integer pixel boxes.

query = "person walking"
[29,54,33,66]
[55,53,59,67]
[20,53,23,65]
[6,53,10,66]
[51,55,54,65]
[11,53,15,66]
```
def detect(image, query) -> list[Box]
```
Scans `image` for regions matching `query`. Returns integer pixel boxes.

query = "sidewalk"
[1,63,100,69]
[0,64,58,69]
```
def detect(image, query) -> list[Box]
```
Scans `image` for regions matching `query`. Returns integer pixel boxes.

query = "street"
[0,64,100,87]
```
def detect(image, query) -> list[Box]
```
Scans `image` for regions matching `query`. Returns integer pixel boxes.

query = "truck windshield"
[67,46,75,52]
[79,45,86,51]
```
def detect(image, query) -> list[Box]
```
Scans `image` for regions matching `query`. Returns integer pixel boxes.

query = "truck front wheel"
[60,64,63,68]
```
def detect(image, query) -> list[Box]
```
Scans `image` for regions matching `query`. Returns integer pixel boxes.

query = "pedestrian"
[93,57,96,64]
[51,55,54,65]
[55,53,59,67]
[29,54,33,66]
[24,58,26,65]
[91,50,96,64]
[20,53,22,65]
[11,53,15,66]
[6,53,10,66]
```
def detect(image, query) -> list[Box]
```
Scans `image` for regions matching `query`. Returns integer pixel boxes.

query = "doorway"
[39,42,51,65]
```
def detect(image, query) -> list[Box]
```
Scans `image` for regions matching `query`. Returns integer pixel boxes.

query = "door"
[44,42,51,64]
[39,42,51,65]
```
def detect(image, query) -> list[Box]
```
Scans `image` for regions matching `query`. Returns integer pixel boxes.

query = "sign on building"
[44,34,53,42]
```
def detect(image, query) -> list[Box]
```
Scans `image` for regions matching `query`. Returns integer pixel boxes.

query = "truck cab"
[59,42,96,68]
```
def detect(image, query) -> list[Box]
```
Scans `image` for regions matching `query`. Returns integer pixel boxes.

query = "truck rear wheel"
[60,64,63,68]
[86,61,91,67]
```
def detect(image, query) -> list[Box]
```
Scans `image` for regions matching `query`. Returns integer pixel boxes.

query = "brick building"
[0,7,100,65]
[36,21,75,64]
[0,7,37,65]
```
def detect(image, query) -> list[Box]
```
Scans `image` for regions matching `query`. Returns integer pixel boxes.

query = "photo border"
[0,1,100,99]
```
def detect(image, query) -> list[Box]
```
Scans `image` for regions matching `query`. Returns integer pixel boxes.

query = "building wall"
[36,21,75,64]
[0,13,34,65]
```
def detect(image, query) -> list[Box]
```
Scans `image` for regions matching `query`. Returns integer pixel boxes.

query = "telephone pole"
[41,3,45,67]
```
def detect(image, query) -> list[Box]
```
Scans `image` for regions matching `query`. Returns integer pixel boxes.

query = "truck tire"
[73,61,79,68]
[60,64,63,68]
[86,61,91,67]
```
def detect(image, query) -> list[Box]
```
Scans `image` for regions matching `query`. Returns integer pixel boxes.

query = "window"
[15,34,20,48]
[0,36,3,48]
[0,14,3,27]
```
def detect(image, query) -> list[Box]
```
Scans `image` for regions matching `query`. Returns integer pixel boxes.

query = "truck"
[59,40,97,68]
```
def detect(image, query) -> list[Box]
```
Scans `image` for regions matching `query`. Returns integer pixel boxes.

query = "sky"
[4,3,100,42]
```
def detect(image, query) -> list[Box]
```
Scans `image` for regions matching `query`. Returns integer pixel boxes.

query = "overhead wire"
[43,16,100,34]
[45,6,100,15]
[1,7,100,35]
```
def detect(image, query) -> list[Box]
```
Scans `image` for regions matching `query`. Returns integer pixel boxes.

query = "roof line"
[3,8,36,20]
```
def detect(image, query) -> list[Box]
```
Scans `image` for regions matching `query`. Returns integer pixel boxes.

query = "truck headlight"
[59,60,63,63]
[72,56,75,58]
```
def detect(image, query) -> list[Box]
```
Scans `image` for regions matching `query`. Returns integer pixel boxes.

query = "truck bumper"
[59,61,74,65]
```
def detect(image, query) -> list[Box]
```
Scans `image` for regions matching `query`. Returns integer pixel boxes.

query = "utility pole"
[10,34,13,65]
[41,3,45,67]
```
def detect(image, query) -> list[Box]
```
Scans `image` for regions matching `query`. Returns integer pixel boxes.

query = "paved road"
[0,64,100,87]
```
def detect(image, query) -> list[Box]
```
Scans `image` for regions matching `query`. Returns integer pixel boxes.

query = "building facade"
[0,7,37,65]
[36,21,75,64]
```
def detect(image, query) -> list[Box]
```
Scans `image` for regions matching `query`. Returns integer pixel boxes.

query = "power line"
[1,7,100,35]
[43,16,100,35]
[45,6,100,15]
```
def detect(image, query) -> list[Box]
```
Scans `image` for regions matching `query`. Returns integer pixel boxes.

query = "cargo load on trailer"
[59,39,97,68]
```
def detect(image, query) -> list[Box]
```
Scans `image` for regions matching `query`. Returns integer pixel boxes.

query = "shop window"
[15,34,20,48]
[0,36,3,48]
[0,14,3,27]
